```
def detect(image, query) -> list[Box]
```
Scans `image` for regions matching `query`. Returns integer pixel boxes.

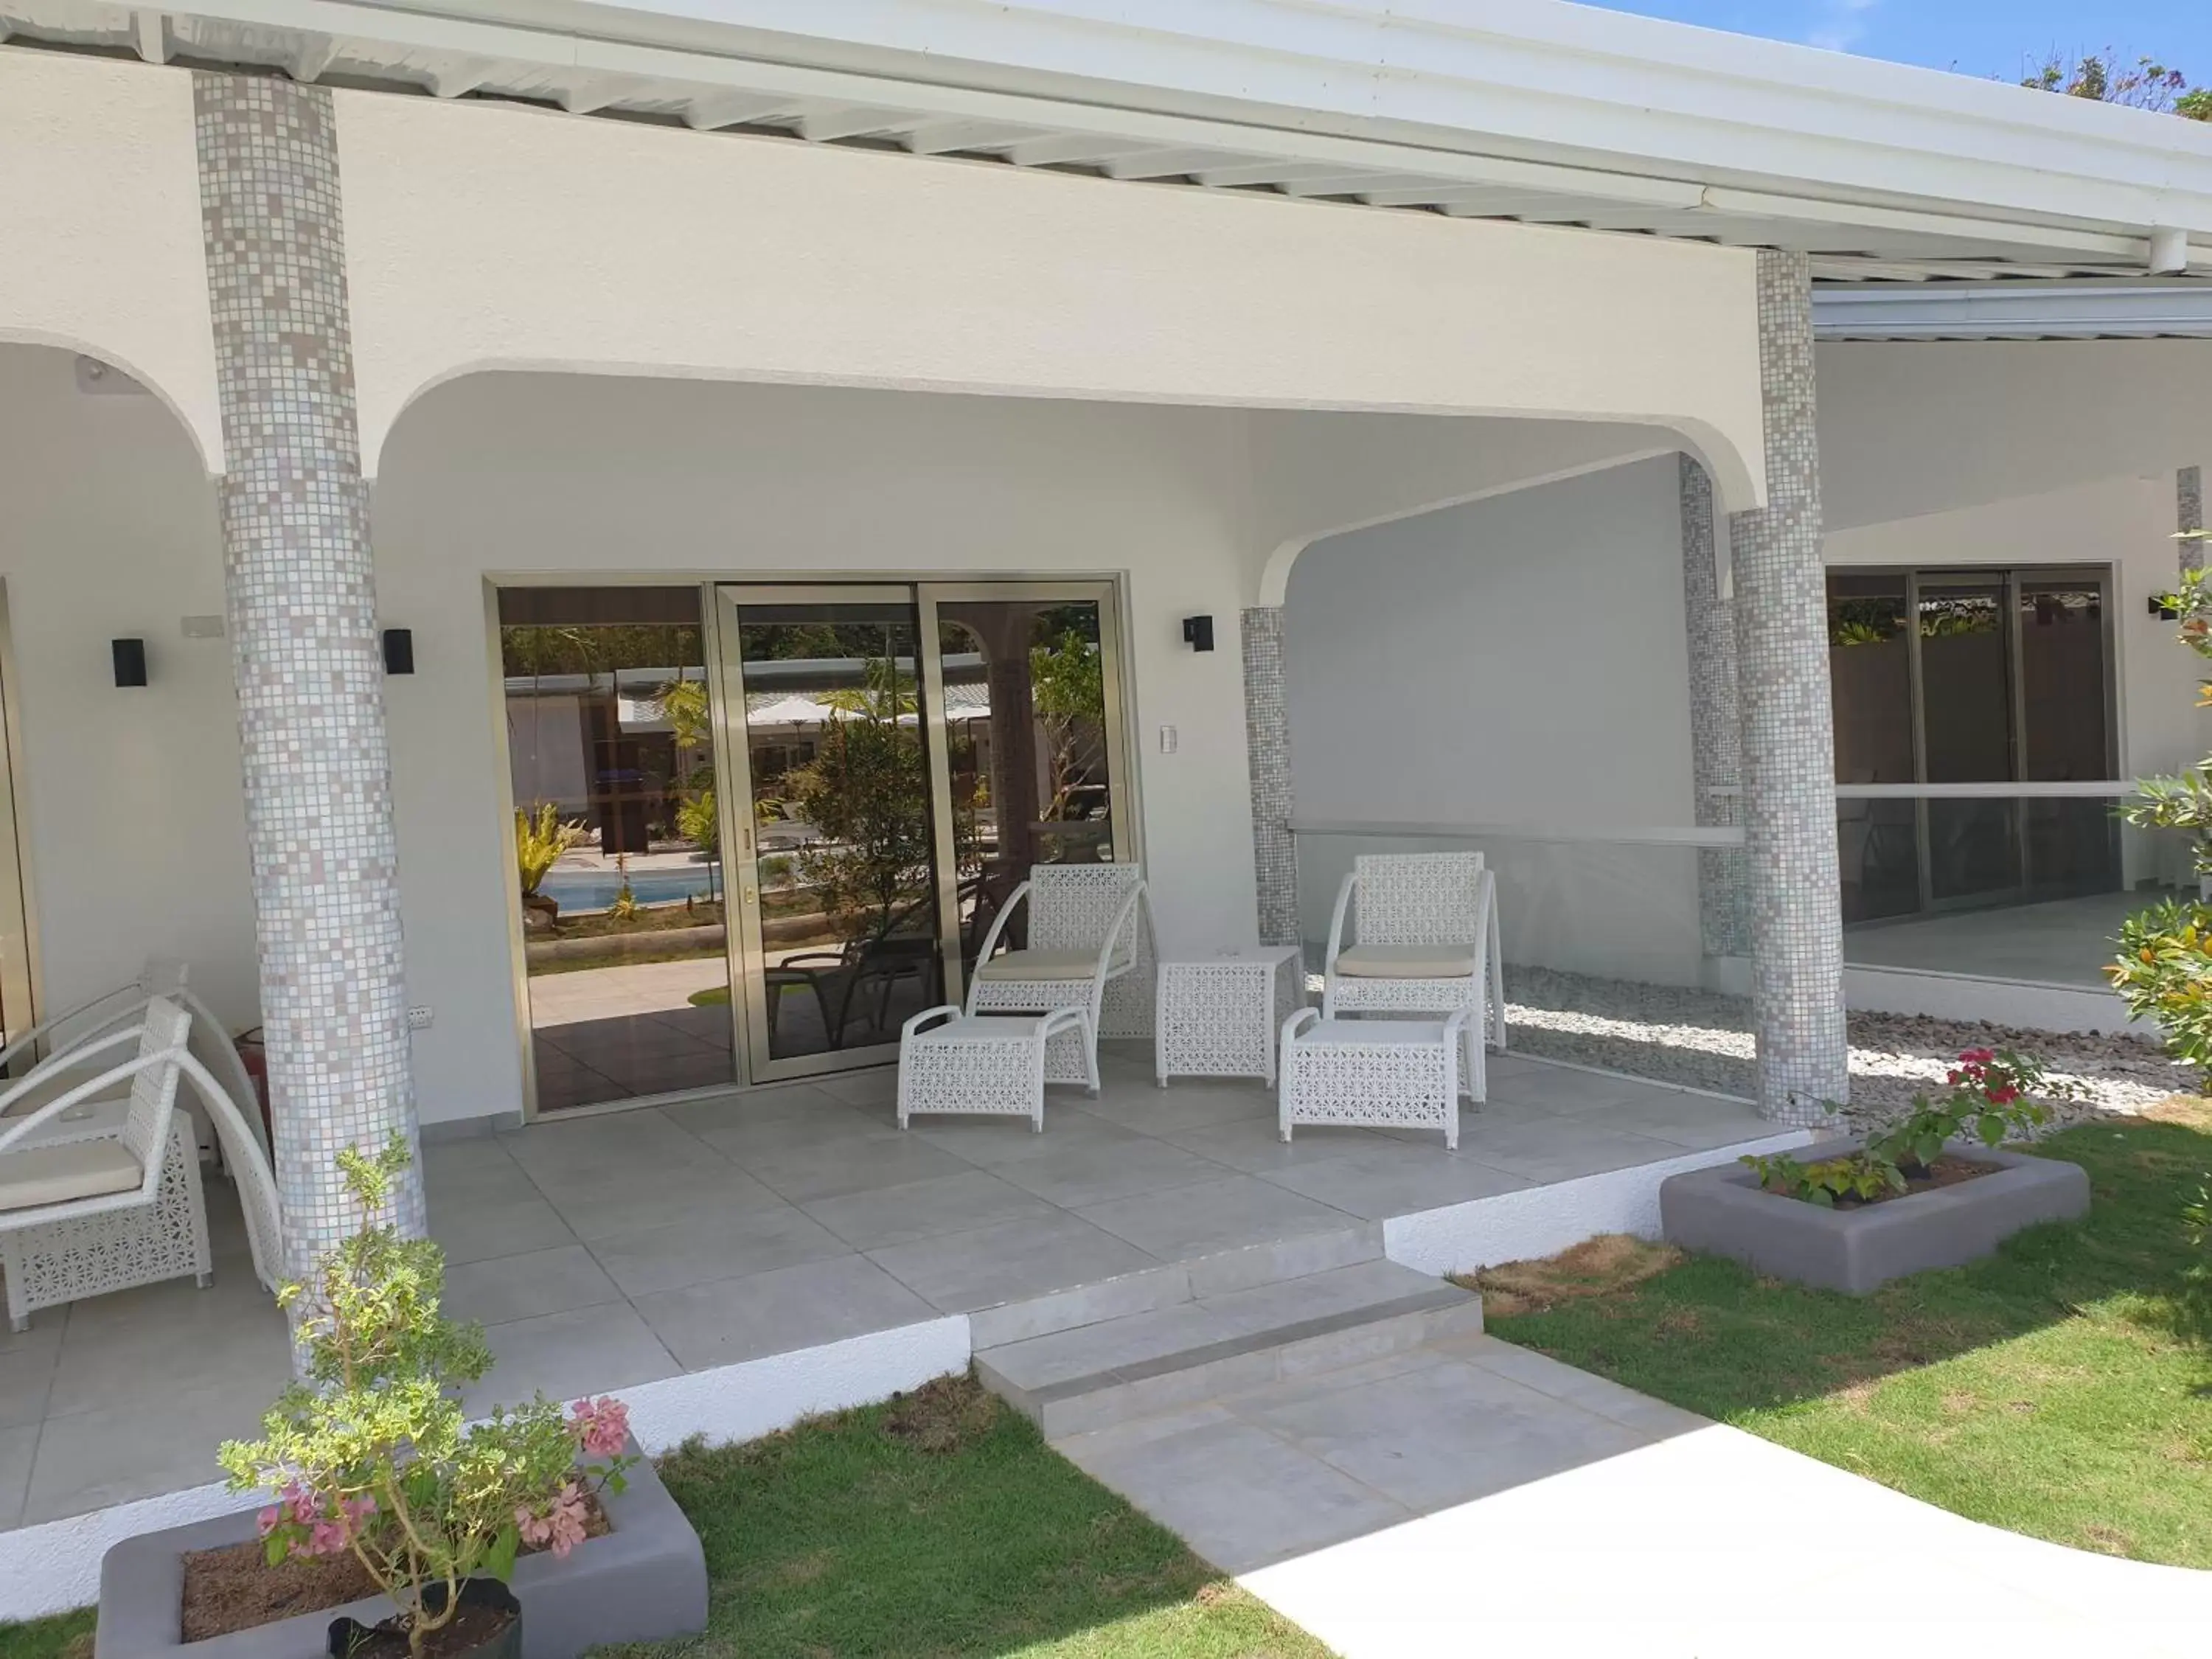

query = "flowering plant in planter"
[1742,1047,2070,1206]
[218,1135,638,1658]
[1866,1048,2066,1176]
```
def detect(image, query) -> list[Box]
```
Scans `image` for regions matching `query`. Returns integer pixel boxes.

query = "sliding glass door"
[1827,566,2118,926]
[713,581,1133,1085]
[717,589,950,1080]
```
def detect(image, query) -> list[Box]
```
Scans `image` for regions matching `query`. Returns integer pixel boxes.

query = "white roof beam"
[555,79,625,115]
[1103,148,1250,181]
[1003,133,1157,168]
[1700,187,2141,262]
[796,107,902,143]
[422,62,488,99]
[290,34,342,82]
[132,10,166,63]
[1279,173,1450,200]
[1191,159,1350,189]
[900,119,1046,156]
[683,92,802,131]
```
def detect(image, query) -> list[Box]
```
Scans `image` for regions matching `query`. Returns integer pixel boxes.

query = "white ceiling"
[8,0,2212,284]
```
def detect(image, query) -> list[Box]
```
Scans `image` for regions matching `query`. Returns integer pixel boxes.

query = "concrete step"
[967,1219,1385,1349]
[975,1258,1483,1438]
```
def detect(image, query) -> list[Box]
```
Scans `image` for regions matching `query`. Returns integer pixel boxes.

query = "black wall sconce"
[1182,615,1215,653]
[382,628,415,675]
[111,638,147,688]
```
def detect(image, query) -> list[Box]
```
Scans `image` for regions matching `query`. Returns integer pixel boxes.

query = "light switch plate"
[1158,724,1178,754]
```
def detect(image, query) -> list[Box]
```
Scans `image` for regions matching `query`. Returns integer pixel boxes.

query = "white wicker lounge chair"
[0,994,211,1329]
[1321,852,1506,1101]
[965,864,1154,1088]
[1,960,279,1284]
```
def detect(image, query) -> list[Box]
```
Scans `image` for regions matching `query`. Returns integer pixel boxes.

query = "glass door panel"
[499,586,734,1113]
[2019,576,2118,898]
[1916,575,2021,905]
[922,587,1130,990]
[719,591,947,1079]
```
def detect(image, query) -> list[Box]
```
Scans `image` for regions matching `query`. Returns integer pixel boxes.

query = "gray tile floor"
[1842,887,2155,989]
[1055,1328,1708,1574]
[0,1045,1766,1531]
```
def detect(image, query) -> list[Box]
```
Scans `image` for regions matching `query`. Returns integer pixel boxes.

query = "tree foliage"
[2112,538,2212,1082]
[1029,627,1106,821]
[2022,50,2212,119]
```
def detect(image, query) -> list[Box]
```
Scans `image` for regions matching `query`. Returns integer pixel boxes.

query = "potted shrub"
[1659,1048,2090,1294]
[97,1138,707,1659]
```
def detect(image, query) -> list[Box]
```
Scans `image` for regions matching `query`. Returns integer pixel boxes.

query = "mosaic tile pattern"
[1242,607,1299,948]
[193,73,425,1274]
[1725,251,1848,1124]
[2181,466,2204,574]
[1677,455,1747,959]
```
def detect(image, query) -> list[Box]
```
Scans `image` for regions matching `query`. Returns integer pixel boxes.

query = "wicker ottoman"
[1278,1009,1471,1150]
[897,1005,1097,1132]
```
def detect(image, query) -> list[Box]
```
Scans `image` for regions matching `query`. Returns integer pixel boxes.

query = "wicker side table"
[1155,947,1304,1087]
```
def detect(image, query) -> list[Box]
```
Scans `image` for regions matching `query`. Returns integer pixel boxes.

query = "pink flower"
[1987,1085,2020,1105]
[257,1506,282,1540]
[1959,1047,1996,1065]
[567,1396,630,1459]
[519,1484,590,1559]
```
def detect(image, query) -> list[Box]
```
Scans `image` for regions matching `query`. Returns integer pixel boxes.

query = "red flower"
[1986,1085,2020,1105]
[1959,1047,1996,1064]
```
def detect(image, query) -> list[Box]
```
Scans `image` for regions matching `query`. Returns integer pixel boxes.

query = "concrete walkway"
[1057,1329,2212,1659]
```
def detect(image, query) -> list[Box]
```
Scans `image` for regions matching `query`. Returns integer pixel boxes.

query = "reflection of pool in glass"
[540,865,719,913]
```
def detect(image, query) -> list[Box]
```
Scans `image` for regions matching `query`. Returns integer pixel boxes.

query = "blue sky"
[1590,1,2212,85]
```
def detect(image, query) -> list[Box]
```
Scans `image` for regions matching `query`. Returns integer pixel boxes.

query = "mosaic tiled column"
[1678,455,1748,961]
[194,74,425,1281]
[2181,467,2204,575]
[1242,608,1300,949]
[1727,251,1848,1124]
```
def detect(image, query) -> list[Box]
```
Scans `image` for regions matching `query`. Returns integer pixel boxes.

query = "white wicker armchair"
[1321,852,1506,1100]
[965,864,1155,1088]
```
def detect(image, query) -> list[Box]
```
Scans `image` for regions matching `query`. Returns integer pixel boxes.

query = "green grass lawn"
[0,1378,1325,1659]
[0,1613,91,1659]
[1479,1100,2212,1568]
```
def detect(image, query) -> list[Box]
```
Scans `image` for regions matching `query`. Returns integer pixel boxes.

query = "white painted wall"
[330,86,1768,512]
[0,327,1728,1127]
[373,374,1265,1123]
[0,53,220,473]
[0,346,257,1029]
[1818,340,2212,533]
[1824,471,2204,782]
[1283,456,1706,984]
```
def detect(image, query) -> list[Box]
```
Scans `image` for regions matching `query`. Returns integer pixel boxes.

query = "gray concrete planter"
[1659,1138,2090,1295]
[94,1441,706,1659]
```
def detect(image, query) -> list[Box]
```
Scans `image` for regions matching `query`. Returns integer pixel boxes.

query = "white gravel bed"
[1499,964,2189,1131]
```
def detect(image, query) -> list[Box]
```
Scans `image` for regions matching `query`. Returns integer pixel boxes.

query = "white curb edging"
[1382,1130,1815,1276]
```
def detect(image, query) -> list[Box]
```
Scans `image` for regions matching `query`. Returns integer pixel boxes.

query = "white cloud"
[1806,0,1877,52]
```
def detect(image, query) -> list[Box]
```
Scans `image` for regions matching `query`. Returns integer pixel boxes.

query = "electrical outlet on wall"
[406,1005,434,1030]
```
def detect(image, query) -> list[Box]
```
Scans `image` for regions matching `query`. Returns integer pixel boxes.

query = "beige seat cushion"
[0,1065,128,1121]
[0,1135,143,1213]
[973,949,1102,981]
[1335,944,1479,979]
